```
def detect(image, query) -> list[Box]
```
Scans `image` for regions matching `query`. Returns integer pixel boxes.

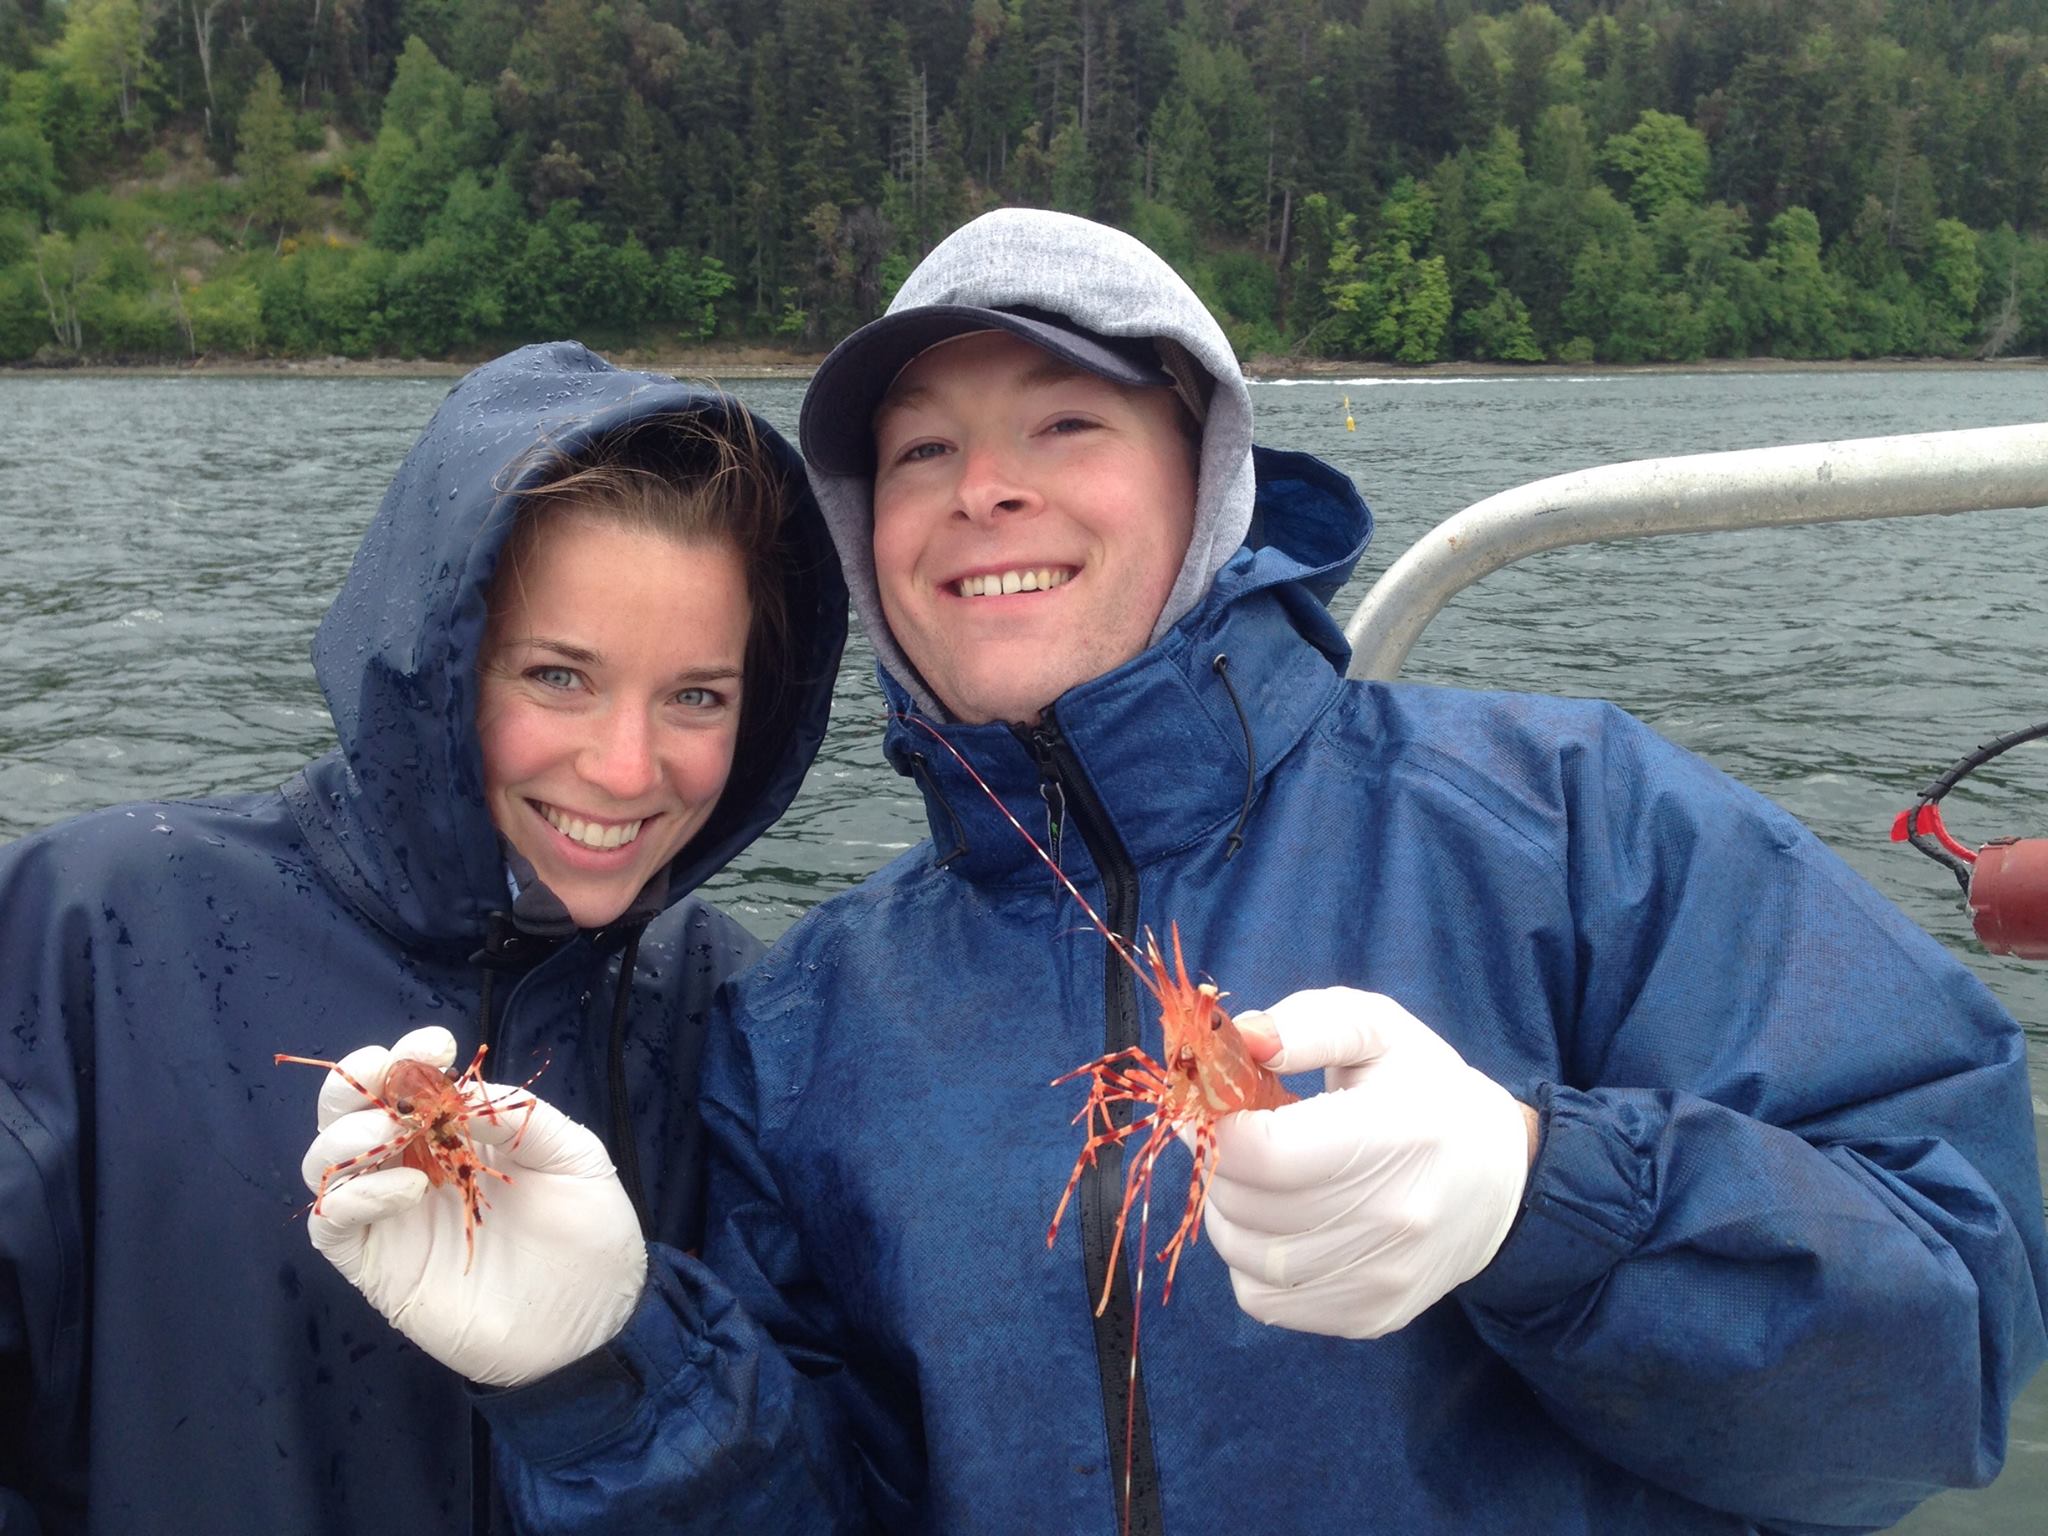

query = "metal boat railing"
[1343,422,2048,681]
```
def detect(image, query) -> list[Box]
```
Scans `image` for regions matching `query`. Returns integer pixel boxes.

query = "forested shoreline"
[4,0,2046,368]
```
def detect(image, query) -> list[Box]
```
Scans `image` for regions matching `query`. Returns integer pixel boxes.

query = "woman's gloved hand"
[1202,988,1537,1340]
[294,1025,647,1388]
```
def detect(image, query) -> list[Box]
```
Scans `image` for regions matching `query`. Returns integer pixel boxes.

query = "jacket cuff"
[1461,1083,1658,1318]
[470,1261,683,1465]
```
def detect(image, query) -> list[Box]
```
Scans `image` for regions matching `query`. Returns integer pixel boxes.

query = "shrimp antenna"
[895,714,1166,1007]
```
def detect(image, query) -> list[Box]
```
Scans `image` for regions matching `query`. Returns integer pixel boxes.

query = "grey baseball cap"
[799,303,1179,475]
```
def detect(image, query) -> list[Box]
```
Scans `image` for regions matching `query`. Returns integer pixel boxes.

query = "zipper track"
[1026,715,1165,1536]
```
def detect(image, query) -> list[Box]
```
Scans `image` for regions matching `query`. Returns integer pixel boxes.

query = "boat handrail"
[1343,422,2048,681]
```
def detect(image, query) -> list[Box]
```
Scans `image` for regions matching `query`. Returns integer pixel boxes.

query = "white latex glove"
[295,1025,647,1388]
[1201,988,1533,1340]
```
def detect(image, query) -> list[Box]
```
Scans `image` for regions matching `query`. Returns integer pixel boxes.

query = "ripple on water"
[4,367,2046,1529]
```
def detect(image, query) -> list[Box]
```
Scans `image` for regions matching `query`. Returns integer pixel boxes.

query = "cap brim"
[799,305,1173,476]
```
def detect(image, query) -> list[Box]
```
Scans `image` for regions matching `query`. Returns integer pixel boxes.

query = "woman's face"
[477,512,752,928]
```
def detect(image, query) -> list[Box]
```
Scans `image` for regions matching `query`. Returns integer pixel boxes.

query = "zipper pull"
[1026,725,1067,883]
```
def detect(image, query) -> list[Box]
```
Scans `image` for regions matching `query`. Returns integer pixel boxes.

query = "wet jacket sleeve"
[1457,707,2048,1534]
[479,1245,868,1534]
[480,996,899,1534]
[0,847,88,1533]
[0,1085,67,1536]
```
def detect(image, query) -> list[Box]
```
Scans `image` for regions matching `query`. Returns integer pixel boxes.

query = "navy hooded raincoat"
[484,445,2046,1535]
[0,343,846,1535]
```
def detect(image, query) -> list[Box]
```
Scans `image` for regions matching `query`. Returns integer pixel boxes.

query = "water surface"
[3,365,2045,1529]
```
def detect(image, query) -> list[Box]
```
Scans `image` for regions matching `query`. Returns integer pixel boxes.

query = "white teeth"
[540,805,643,850]
[956,567,1072,598]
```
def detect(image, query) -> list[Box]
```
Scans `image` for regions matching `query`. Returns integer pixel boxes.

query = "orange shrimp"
[1045,921,1297,1310]
[275,1044,543,1272]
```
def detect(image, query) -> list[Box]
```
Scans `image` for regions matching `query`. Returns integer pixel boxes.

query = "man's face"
[870,330,1198,725]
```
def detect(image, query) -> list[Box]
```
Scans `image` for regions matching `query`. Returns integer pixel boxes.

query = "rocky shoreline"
[5,348,2039,382]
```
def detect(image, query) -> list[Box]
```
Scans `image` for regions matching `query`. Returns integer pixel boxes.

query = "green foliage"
[365,39,499,250]
[1560,187,1665,360]
[1127,197,1201,271]
[656,250,736,341]
[0,124,58,221]
[0,212,32,267]
[1760,208,1846,358]
[1192,248,1282,354]
[0,259,46,358]
[189,277,264,354]
[1320,180,1453,363]
[258,244,395,357]
[1975,225,2048,359]
[1600,111,1707,220]
[1918,218,1982,353]
[27,225,159,353]
[80,283,178,354]
[1650,202,1765,357]
[236,66,307,245]
[1458,283,1542,361]
[4,0,2043,364]
[49,0,154,156]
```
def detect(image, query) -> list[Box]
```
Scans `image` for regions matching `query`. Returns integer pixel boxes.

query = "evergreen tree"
[236,63,306,248]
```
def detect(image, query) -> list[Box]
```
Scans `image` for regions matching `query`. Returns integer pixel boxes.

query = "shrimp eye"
[391,1097,413,1115]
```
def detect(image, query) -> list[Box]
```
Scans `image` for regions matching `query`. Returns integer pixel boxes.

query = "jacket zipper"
[1023,714,1166,1536]
[464,938,555,1536]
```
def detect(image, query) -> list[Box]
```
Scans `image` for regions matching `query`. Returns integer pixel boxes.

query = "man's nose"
[955,442,1040,522]
[579,705,661,803]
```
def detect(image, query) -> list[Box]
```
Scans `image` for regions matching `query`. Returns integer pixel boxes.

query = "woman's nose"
[579,706,660,802]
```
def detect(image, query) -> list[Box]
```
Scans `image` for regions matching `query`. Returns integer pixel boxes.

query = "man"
[306,210,2048,1534]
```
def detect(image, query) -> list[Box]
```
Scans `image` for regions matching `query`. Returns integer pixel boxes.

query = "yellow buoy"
[1342,394,1356,432]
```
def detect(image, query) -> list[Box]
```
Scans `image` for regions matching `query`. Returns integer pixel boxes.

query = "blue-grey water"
[2,365,2045,1529]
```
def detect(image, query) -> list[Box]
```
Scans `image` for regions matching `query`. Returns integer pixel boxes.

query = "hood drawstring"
[471,910,645,1227]
[471,911,535,1059]
[1212,653,1257,861]
[909,750,970,867]
[604,923,649,1232]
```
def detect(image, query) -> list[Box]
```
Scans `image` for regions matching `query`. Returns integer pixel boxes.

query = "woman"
[0,342,846,1536]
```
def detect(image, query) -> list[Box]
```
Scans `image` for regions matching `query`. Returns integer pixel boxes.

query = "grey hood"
[804,207,1254,720]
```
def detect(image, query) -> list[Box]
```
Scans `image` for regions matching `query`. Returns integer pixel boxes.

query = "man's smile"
[950,565,1078,598]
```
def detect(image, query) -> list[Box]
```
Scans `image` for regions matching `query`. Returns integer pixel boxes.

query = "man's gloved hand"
[1202,988,1535,1340]
[296,1025,647,1389]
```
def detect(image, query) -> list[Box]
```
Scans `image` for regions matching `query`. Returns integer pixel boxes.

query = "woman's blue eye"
[674,687,723,709]
[531,665,579,689]
[897,441,947,464]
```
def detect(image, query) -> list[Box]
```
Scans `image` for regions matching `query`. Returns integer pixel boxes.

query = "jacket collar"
[881,446,1371,885]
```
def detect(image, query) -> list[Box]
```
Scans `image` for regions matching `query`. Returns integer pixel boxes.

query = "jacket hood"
[805,208,1255,720]
[295,341,847,951]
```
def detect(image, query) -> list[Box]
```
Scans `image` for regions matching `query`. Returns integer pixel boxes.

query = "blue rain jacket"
[486,447,2048,1534]
[0,344,845,1536]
